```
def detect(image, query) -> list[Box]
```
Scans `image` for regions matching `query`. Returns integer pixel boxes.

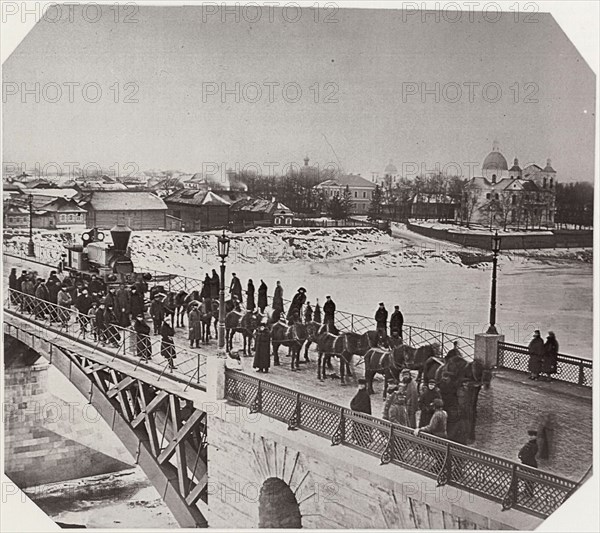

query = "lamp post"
[487,231,501,334]
[217,229,231,351]
[27,194,35,257]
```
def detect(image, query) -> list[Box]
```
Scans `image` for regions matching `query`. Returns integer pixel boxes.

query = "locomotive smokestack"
[110,224,132,252]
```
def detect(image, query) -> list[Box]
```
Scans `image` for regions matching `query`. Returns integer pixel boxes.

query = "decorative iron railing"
[224,369,578,518]
[497,341,592,388]
[4,289,207,389]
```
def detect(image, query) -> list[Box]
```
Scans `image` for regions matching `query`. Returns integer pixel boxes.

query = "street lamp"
[487,230,501,334]
[27,194,35,257]
[217,229,231,351]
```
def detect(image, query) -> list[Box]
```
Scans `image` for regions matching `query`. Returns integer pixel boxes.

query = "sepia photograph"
[1,1,597,530]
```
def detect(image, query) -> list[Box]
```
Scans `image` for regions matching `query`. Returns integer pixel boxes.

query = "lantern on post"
[217,230,231,350]
[487,231,502,334]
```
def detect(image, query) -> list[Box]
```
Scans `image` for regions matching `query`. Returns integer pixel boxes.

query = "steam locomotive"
[63,225,153,284]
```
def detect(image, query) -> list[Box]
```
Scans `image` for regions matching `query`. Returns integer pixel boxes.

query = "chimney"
[547,158,552,167]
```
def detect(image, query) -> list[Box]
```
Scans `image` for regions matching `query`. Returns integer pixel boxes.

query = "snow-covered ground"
[3,224,593,357]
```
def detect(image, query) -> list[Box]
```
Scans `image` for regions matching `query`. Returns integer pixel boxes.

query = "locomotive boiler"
[64,224,135,282]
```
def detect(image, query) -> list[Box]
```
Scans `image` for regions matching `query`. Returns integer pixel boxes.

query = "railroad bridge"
[2,252,591,529]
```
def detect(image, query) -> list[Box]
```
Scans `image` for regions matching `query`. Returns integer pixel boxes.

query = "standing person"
[273,281,284,313]
[47,276,60,322]
[95,302,106,344]
[253,320,271,373]
[150,293,166,335]
[418,379,442,428]
[34,278,50,319]
[115,283,131,326]
[188,303,202,348]
[527,330,545,380]
[375,302,388,343]
[287,287,307,322]
[518,429,539,497]
[75,288,93,337]
[21,273,36,313]
[445,340,461,363]
[230,273,243,301]
[350,379,372,447]
[160,316,176,371]
[313,299,322,324]
[389,305,404,338]
[130,287,145,319]
[246,279,256,311]
[542,332,559,382]
[88,301,99,341]
[210,269,220,300]
[133,314,152,361]
[201,274,211,300]
[134,274,148,300]
[9,268,18,303]
[88,275,105,299]
[56,283,73,329]
[304,301,313,323]
[384,387,409,426]
[323,295,336,332]
[414,398,448,439]
[257,280,268,313]
[104,304,121,348]
[398,368,419,428]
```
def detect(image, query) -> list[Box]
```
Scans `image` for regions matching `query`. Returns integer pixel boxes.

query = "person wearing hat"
[75,287,93,338]
[374,302,388,344]
[134,314,152,361]
[414,398,447,439]
[350,379,372,446]
[287,287,307,323]
[418,379,442,428]
[397,369,418,428]
[150,292,166,335]
[273,281,284,313]
[444,340,461,363]
[389,305,404,339]
[188,302,203,348]
[246,279,256,312]
[527,330,545,380]
[229,273,243,302]
[313,298,322,324]
[160,316,177,371]
[130,286,145,319]
[253,319,271,373]
[518,429,539,468]
[541,332,559,381]
[323,295,337,333]
[257,279,268,313]
[383,385,409,427]
[303,301,313,324]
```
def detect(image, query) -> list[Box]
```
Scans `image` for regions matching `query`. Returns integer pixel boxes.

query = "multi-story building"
[314,173,377,215]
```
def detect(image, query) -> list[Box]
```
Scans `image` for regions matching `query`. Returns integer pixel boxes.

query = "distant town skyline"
[3,6,596,183]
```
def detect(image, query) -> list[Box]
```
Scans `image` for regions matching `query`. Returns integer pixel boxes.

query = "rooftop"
[87,191,167,211]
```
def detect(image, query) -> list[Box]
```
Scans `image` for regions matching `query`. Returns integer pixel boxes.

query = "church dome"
[482,141,508,171]
[384,160,398,174]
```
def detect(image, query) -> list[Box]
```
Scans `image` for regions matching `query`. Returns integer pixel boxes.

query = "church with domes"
[464,141,556,229]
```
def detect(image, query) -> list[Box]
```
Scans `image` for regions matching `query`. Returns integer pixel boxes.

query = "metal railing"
[225,369,578,518]
[497,341,592,388]
[4,289,207,389]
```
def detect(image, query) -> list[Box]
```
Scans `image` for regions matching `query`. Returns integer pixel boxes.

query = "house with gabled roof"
[314,173,376,215]
[83,191,167,230]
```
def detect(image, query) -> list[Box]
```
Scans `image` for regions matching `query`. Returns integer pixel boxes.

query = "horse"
[398,343,441,383]
[363,346,406,398]
[312,325,348,382]
[224,309,261,355]
[270,320,308,370]
[165,290,188,328]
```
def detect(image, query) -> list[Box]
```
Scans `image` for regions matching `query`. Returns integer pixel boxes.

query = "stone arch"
[249,435,325,527]
[258,477,302,528]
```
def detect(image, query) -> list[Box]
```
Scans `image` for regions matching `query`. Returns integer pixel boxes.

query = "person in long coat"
[287,288,307,322]
[383,387,409,426]
[34,279,50,318]
[246,280,256,311]
[130,288,145,318]
[418,379,442,428]
[518,429,539,497]
[350,379,372,446]
[323,296,337,332]
[115,283,131,326]
[375,302,388,338]
[95,303,106,343]
[527,330,545,380]
[304,302,313,323]
[257,280,268,313]
[57,286,73,328]
[150,293,166,335]
[188,304,203,348]
[201,274,211,300]
[133,315,152,361]
[253,322,271,373]
[160,317,176,370]
[541,332,559,381]
[210,269,220,299]
[9,268,18,303]
[230,273,243,301]
[104,305,121,348]
[398,368,418,428]
[389,305,404,338]
[273,281,284,312]
[313,299,322,324]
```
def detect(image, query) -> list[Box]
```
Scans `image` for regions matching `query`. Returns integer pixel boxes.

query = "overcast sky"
[2,5,596,182]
